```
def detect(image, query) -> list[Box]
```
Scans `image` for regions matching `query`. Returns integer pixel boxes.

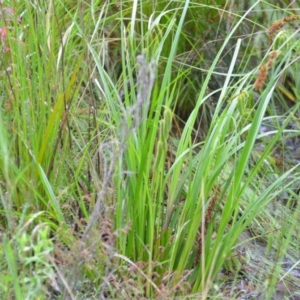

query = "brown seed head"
[283,14,299,22]
[254,63,268,91]
[266,59,274,68]
[268,15,299,44]
[269,50,279,59]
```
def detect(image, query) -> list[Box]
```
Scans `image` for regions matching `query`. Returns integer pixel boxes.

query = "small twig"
[48,255,76,300]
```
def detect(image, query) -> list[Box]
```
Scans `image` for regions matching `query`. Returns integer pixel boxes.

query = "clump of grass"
[1,1,300,299]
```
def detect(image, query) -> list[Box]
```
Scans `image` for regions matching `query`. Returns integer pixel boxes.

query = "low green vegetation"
[0,0,300,299]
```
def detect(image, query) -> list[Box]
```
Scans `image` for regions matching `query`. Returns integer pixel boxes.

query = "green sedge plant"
[0,0,300,299]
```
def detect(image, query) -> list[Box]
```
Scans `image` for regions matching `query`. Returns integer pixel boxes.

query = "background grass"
[0,0,300,299]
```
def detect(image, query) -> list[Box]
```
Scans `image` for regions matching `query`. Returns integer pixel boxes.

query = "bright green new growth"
[0,0,300,299]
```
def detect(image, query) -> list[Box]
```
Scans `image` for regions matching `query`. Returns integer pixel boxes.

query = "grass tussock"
[0,1,300,299]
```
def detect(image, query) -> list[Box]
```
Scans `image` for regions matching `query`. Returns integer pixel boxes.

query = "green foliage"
[2,219,54,299]
[0,0,300,299]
